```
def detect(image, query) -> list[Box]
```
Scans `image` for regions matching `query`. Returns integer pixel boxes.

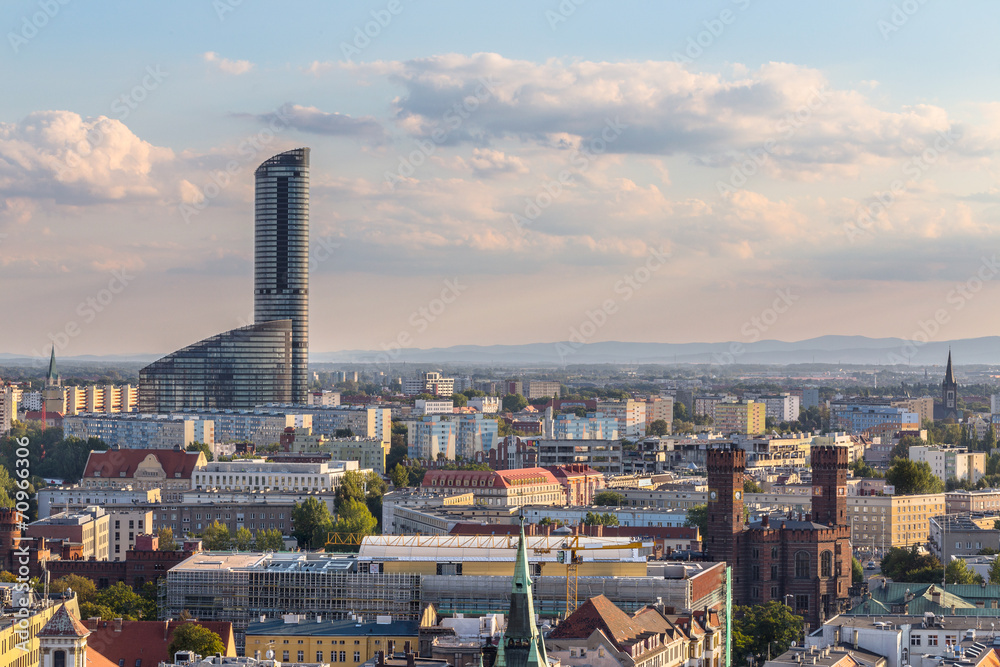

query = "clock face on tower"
[735,490,742,500]
[709,490,718,501]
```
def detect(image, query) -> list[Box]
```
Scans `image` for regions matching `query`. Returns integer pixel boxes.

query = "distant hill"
[4,335,997,367]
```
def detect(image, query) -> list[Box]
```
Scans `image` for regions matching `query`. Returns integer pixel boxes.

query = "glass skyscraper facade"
[138,320,293,412]
[254,148,309,404]
[139,148,312,412]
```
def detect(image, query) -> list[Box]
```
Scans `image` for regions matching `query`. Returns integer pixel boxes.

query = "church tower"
[499,518,548,667]
[941,350,958,420]
[42,347,65,415]
[705,444,746,569]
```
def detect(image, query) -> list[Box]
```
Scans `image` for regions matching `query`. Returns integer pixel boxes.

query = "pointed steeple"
[944,350,955,385]
[46,346,59,386]
[495,634,506,667]
[502,516,547,667]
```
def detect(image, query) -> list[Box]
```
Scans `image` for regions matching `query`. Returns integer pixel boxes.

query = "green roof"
[246,618,419,637]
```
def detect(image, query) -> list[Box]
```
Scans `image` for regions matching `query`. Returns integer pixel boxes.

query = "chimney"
[762,515,770,528]
[114,618,123,633]
[404,641,411,655]
[406,653,415,667]
[377,652,385,667]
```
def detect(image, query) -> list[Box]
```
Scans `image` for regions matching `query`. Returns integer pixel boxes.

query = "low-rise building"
[420,468,565,507]
[467,397,499,414]
[245,615,420,666]
[414,400,454,416]
[536,440,623,475]
[946,488,1000,514]
[36,487,162,518]
[909,445,985,484]
[79,449,207,502]
[546,464,605,505]
[26,506,111,560]
[928,513,1000,562]
[192,459,363,494]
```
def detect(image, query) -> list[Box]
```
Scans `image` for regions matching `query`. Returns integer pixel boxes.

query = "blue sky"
[2,1,1000,359]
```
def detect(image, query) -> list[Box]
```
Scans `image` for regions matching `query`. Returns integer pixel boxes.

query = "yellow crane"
[534,536,651,618]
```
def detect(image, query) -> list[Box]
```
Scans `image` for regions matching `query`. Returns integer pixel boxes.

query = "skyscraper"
[254,148,310,404]
[139,148,311,412]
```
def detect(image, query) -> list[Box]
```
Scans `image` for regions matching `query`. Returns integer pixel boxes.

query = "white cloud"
[202,52,255,75]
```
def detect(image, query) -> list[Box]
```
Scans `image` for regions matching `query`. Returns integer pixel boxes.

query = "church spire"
[944,349,955,385]
[46,346,59,386]
[502,516,547,667]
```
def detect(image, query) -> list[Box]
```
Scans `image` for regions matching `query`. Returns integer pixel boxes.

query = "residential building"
[546,464,605,505]
[106,508,153,560]
[0,595,84,667]
[245,616,419,666]
[526,381,561,399]
[82,619,237,664]
[454,414,500,460]
[890,397,934,425]
[846,493,946,550]
[596,400,647,437]
[757,393,801,423]
[415,400,454,416]
[799,388,820,410]
[173,409,310,448]
[420,468,565,506]
[830,405,919,436]
[265,405,392,445]
[308,390,341,406]
[64,414,215,449]
[406,416,456,460]
[192,459,362,494]
[644,397,673,433]
[26,506,111,560]
[79,449,208,502]
[59,384,139,415]
[550,413,619,440]
[946,488,1000,514]
[36,487,162,519]
[319,438,391,477]
[712,401,767,435]
[928,513,1000,562]
[149,496,298,536]
[909,445,985,484]
[403,372,454,397]
[0,383,16,435]
[546,595,694,667]
[693,395,735,418]
[467,397,500,414]
[536,440,623,475]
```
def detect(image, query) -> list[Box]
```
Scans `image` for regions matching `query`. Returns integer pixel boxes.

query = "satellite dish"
[790,642,796,648]
[266,651,274,659]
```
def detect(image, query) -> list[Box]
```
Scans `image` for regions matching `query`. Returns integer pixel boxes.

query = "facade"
[455,414,500,460]
[596,400,646,437]
[415,400,454,416]
[546,464,605,505]
[693,395,734,418]
[36,487,162,519]
[536,440,623,475]
[308,390,341,406]
[26,507,111,561]
[0,383,18,434]
[245,616,419,666]
[254,148,310,404]
[80,449,208,502]
[64,413,215,449]
[266,405,393,445]
[890,397,934,425]
[319,439,391,477]
[192,459,362,494]
[174,409,311,448]
[712,401,767,435]
[0,596,82,667]
[927,514,1000,562]
[846,493,945,550]
[149,496,298,536]
[945,488,1000,514]
[644,397,673,433]
[705,445,852,630]
[757,394,801,423]
[830,405,919,435]
[420,468,565,506]
[57,384,138,416]
[139,320,294,412]
[551,414,619,440]
[406,416,456,460]
[468,397,500,414]
[526,381,561,400]
[106,508,153,560]
[909,445,985,484]
[403,372,454,397]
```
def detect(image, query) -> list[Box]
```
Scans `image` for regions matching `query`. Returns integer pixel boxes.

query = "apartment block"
[414,400,454,416]
[0,384,16,435]
[596,399,646,437]
[712,401,767,435]
[830,405,919,436]
[265,405,392,445]
[946,488,1000,514]
[63,413,215,449]
[402,372,454,397]
[526,380,561,399]
[847,493,946,550]
[26,506,111,560]
[107,508,153,560]
[909,445,985,484]
[192,459,363,494]
[405,416,456,460]
[467,396,500,413]
[693,395,735,417]
[891,397,934,425]
[551,413,620,440]
[644,396,673,431]
[536,439,623,475]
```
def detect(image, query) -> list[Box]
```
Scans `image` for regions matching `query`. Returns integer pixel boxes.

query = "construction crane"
[534,536,651,618]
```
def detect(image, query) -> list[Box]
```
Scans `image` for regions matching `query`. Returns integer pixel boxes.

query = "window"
[55,652,66,667]
[911,636,921,646]
[928,635,938,647]
[821,551,832,577]
[771,565,778,580]
[795,594,808,610]
[331,652,338,663]
[340,652,346,662]
[354,652,360,662]
[317,653,323,662]
[282,653,289,662]
[298,652,304,662]
[795,551,810,578]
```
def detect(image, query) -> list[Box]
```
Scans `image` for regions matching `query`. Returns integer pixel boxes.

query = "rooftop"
[246,617,419,637]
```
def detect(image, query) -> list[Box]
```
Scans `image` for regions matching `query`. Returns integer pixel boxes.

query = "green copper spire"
[495,633,506,667]
[503,517,547,667]
[46,346,58,385]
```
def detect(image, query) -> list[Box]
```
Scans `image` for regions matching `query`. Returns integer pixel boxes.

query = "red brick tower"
[0,507,22,572]
[811,446,848,527]
[706,445,746,569]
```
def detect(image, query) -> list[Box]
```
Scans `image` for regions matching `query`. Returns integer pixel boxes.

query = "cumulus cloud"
[240,103,385,142]
[0,110,175,204]
[202,52,255,75]
[317,54,968,180]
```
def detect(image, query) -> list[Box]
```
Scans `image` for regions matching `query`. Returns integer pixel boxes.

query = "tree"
[880,545,943,583]
[583,512,619,526]
[96,581,154,620]
[890,435,926,462]
[852,557,864,584]
[850,458,884,479]
[186,442,214,462]
[886,459,944,495]
[647,419,669,436]
[684,504,708,536]
[0,571,16,582]
[451,393,468,408]
[334,428,354,438]
[329,498,378,550]
[51,575,97,605]
[158,526,178,551]
[389,463,409,489]
[743,479,763,494]
[945,559,985,585]
[254,528,285,552]
[292,497,333,547]
[988,558,1000,585]
[593,491,625,506]
[731,601,804,667]
[673,402,690,422]
[201,521,231,551]
[233,527,253,551]
[168,622,226,658]
[502,394,528,413]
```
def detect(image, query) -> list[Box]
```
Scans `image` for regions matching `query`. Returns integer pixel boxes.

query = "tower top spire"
[944,349,955,385]
[46,346,58,385]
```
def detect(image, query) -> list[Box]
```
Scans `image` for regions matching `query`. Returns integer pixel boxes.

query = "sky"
[2,0,1000,359]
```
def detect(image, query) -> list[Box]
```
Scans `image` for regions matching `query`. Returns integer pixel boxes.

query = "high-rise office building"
[140,148,311,412]
[254,148,310,403]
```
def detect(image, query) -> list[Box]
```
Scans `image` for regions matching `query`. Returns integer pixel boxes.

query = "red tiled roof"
[83,450,205,480]
[40,606,89,638]
[83,619,236,665]
[549,596,656,650]
[87,648,120,667]
[422,467,559,491]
